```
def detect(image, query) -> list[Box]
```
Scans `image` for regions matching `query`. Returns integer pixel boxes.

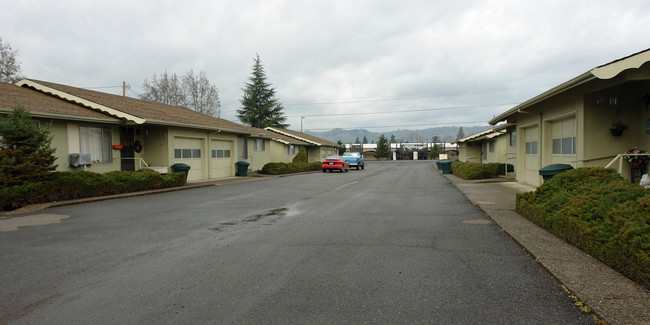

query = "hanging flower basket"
[610,121,628,136]
[625,148,648,166]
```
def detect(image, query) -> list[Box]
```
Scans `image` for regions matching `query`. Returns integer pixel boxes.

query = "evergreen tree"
[0,106,57,186]
[362,136,368,144]
[456,127,465,140]
[237,54,288,128]
[337,140,346,154]
[390,134,396,143]
[431,144,440,159]
[355,137,360,144]
[374,134,391,160]
[292,147,308,163]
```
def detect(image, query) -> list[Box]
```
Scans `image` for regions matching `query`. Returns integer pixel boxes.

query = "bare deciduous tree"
[0,38,23,83]
[182,70,221,117]
[141,71,185,107]
[141,70,221,117]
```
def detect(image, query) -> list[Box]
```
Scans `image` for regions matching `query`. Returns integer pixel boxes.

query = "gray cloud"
[2,0,649,132]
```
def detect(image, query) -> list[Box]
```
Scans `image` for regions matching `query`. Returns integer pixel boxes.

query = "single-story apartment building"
[0,79,337,181]
[486,48,650,186]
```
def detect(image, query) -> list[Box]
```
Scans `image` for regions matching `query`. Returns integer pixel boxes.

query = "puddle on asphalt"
[0,214,71,232]
[243,208,289,222]
[210,208,290,232]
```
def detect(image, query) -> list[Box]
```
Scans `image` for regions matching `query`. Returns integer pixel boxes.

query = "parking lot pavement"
[441,172,650,325]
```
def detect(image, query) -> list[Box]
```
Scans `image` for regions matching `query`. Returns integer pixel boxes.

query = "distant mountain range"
[305,125,491,144]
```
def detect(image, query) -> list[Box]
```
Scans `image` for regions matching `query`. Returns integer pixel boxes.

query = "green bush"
[0,169,186,211]
[292,147,308,164]
[260,162,321,175]
[516,167,650,289]
[450,161,513,180]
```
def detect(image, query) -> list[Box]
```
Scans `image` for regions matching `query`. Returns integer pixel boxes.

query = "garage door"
[550,117,576,165]
[210,139,234,179]
[523,126,540,186]
[173,137,203,181]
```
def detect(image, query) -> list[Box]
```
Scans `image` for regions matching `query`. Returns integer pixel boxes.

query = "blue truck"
[342,152,365,170]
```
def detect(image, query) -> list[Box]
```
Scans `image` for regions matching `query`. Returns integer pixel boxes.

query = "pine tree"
[0,106,57,186]
[362,136,368,144]
[374,135,391,160]
[456,127,465,140]
[237,55,288,128]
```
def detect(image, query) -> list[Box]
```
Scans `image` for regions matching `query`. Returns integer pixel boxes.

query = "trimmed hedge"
[516,168,650,289]
[0,169,186,211]
[260,162,321,175]
[450,161,514,180]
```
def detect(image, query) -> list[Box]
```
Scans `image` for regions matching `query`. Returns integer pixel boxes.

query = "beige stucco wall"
[245,138,271,171]
[458,142,481,162]
[269,141,297,163]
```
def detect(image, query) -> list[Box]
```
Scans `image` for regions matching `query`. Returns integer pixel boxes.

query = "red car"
[322,156,349,173]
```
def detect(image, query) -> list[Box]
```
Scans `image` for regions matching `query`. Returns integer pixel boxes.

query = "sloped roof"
[255,128,310,145]
[0,82,119,122]
[456,123,514,143]
[17,79,265,136]
[489,48,650,125]
[265,127,339,147]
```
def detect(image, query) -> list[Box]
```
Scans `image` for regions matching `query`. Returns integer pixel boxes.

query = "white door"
[523,126,540,185]
[210,140,234,179]
[173,137,203,181]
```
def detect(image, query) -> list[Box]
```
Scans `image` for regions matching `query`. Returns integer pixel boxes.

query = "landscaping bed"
[450,161,514,180]
[259,162,322,175]
[516,167,650,289]
[0,169,186,211]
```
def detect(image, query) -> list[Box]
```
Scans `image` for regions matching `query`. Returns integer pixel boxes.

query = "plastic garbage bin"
[170,163,191,179]
[539,164,574,181]
[439,160,452,174]
[235,161,250,176]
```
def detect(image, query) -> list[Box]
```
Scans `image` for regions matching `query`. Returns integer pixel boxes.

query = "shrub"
[292,147,308,164]
[0,169,186,211]
[260,161,321,175]
[516,167,650,289]
[450,161,513,180]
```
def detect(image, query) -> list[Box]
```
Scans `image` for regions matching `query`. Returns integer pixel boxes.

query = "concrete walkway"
[443,172,650,325]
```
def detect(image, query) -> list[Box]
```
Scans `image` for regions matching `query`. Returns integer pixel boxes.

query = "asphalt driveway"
[0,161,594,324]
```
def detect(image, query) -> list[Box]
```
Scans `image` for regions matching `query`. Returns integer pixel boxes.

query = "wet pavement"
[441,169,650,325]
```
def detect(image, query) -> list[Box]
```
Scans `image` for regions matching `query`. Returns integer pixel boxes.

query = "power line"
[305,121,487,131]
[286,102,517,118]
[284,83,556,106]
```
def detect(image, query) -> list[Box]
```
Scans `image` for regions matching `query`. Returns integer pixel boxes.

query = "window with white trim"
[254,139,265,152]
[551,118,576,155]
[288,145,296,155]
[80,126,112,164]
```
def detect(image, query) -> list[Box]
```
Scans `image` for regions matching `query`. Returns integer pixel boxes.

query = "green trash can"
[439,160,452,174]
[539,164,574,181]
[171,163,191,179]
[235,161,250,176]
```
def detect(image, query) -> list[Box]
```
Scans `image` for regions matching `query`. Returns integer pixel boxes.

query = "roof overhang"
[17,79,147,125]
[489,48,650,125]
[456,123,513,143]
[265,127,322,146]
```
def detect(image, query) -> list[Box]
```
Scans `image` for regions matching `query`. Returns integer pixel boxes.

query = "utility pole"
[300,116,305,132]
[123,81,126,96]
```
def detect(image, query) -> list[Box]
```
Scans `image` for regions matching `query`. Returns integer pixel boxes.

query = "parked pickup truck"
[342,152,365,170]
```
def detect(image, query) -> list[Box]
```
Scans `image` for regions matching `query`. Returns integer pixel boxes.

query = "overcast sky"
[2,0,649,132]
